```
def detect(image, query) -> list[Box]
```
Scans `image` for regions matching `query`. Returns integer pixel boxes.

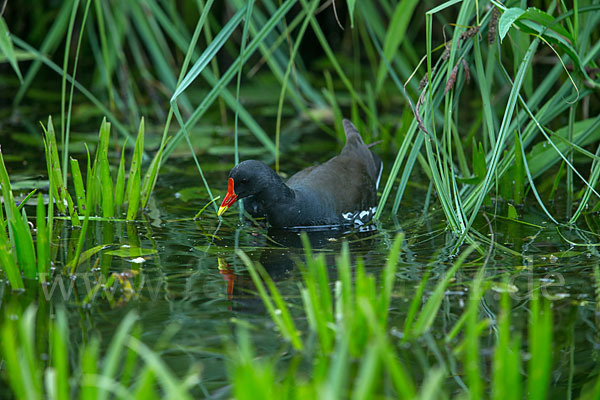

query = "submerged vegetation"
[0,0,599,398]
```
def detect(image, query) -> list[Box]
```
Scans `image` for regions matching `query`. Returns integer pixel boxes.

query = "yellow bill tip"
[217,205,229,217]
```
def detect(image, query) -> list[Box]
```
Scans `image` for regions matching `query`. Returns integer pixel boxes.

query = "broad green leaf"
[521,7,572,41]
[499,7,525,42]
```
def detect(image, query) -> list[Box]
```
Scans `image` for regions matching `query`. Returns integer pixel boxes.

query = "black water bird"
[217,119,382,228]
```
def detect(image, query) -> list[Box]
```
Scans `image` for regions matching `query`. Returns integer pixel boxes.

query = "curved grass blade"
[274,0,320,172]
[374,0,419,93]
[237,249,303,351]
[410,245,476,338]
[164,1,295,160]
[62,0,92,184]
[0,15,23,82]
[463,37,541,236]
[12,37,136,146]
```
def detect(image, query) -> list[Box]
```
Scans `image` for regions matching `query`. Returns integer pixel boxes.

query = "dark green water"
[1,130,599,398]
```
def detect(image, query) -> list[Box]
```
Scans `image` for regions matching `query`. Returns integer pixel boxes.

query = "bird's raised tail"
[342,119,383,189]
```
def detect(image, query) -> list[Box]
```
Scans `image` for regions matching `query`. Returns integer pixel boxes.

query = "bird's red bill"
[218,178,238,216]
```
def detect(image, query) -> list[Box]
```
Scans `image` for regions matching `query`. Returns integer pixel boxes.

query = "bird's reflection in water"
[216,226,381,312]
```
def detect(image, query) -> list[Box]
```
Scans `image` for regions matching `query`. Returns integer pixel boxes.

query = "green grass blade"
[320,334,350,400]
[70,157,86,213]
[492,287,522,400]
[377,233,403,325]
[51,308,70,400]
[98,121,114,218]
[62,0,92,184]
[79,337,99,400]
[0,236,22,289]
[514,131,524,204]
[92,0,115,109]
[42,117,66,214]
[358,298,416,399]
[13,37,136,146]
[335,242,353,329]
[517,129,558,224]
[64,190,80,227]
[274,0,320,172]
[301,254,334,353]
[237,249,303,350]
[163,0,297,161]
[127,2,192,113]
[36,194,49,279]
[410,245,476,337]
[464,37,541,235]
[10,208,36,279]
[170,4,245,101]
[140,137,169,210]
[1,310,27,398]
[464,267,486,399]
[0,147,24,288]
[417,367,446,400]
[374,0,419,93]
[97,312,138,400]
[13,0,73,106]
[126,119,144,220]
[527,291,553,400]
[128,337,192,399]
[351,342,379,400]
[0,15,23,81]
[70,177,93,274]
[114,140,127,212]
[60,0,80,156]
[298,0,373,122]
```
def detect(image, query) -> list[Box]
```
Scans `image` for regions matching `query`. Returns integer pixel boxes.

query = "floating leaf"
[103,247,156,258]
[492,282,519,294]
[66,244,107,270]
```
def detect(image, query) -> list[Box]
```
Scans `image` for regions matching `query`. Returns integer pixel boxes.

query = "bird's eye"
[241,178,249,184]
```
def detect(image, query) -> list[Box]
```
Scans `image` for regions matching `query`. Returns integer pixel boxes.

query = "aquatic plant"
[231,232,588,399]
[0,1,599,399]
[1,306,199,399]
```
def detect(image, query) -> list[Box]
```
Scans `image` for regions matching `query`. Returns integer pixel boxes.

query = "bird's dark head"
[218,160,278,216]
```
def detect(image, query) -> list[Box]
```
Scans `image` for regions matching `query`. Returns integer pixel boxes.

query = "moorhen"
[217,119,382,228]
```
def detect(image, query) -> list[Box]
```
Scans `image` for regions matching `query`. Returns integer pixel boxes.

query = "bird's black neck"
[254,169,295,207]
